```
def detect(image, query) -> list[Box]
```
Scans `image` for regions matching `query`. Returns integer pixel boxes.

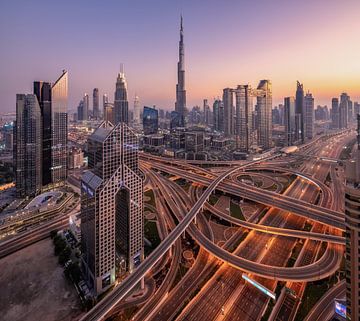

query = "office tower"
[284,97,296,146]
[133,95,141,126]
[272,107,280,125]
[315,105,329,121]
[348,99,353,121]
[175,16,186,127]
[114,67,129,124]
[345,114,360,320]
[256,80,272,150]
[33,70,68,187]
[170,111,182,129]
[81,121,143,295]
[354,102,360,116]
[103,94,108,109]
[223,88,234,136]
[278,104,285,125]
[143,106,158,135]
[203,99,211,126]
[332,98,340,129]
[234,85,253,151]
[103,102,114,124]
[304,92,314,140]
[213,99,224,132]
[158,109,165,119]
[340,93,350,129]
[77,100,85,121]
[93,88,99,119]
[83,93,89,121]
[295,81,305,143]
[51,71,68,185]
[14,94,42,197]
[33,81,52,186]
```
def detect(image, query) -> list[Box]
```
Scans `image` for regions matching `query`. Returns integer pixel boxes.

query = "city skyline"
[1,0,360,113]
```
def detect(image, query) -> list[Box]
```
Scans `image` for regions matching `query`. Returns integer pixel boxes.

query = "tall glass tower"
[51,71,68,185]
[14,94,42,197]
[114,66,129,124]
[175,16,186,127]
[256,80,272,150]
[81,121,143,295]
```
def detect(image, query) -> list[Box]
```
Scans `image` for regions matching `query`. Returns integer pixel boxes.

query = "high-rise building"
[331,98,340,129]
[33,70,68,187]
[103,102,114,124]
[81,121,143,295]
[14,94,42,197]
[284,97,296,146]
[340,93,350,129]
[213,99,224,132]
[33,81,52,186]
[93,88,100,119]
[295,81,305,143]
[51,71,68,185]
[304,92,314,140]
[170,111,182,130]
[354,102,360,116]
[345,114,360,320]
[223,88,234,136]
[77,100,85,121]
[83,93,89,121]
[234,85,253,151]
[103,94,108,110]
[114,67,129,124]
[133,95,141,126]
[256,80,272,150]
[143,106,158,135]
[175,16,186,127]
[203,99,211,126]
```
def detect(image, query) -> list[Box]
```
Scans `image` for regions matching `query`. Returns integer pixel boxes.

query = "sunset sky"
[0,0,359,113]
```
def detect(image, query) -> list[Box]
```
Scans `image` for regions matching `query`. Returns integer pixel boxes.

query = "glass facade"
[14,94,42,197]
[51,71,68,185]
[143,106,158,135]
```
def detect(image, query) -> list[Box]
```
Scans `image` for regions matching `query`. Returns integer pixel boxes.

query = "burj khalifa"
[175,16,186,127]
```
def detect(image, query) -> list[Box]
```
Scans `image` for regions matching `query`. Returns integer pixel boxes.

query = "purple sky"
[1,0,359,113]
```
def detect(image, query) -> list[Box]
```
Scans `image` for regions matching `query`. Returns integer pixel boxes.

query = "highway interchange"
[77,130,351,321]
[0,129,352,321]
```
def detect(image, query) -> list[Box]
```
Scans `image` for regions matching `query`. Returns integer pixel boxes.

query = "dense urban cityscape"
[0,1,359,321]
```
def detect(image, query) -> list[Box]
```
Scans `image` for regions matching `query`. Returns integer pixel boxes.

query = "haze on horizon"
[0,0,359,113]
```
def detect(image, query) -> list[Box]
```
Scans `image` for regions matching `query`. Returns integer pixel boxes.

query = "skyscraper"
[33,70,68,188]
[14,94,42,197]
[51,71,68,185]
[340,93,350,129]
[295,81,305,143]
[345,114,360,320]
[33,81,52,186]
[223,88,234,137]
[133,95,141,126]
[203,99,211,126]
[93,88,100,119]
[331,98,340,129]
[256,80,272,150]
[77,100,85,121]
[81,121,143,295]
[213,99,224,132]
[175,16,186,127]
[304,92,314,140]
[103,102,114,124]
[234,85,253,151]
[284,97,296,146]
[143,106,158,135]
[114,67,129,124]
[83,93,89,121]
